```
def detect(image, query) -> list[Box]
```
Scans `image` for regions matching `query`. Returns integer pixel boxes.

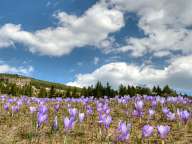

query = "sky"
[0,0,192,95]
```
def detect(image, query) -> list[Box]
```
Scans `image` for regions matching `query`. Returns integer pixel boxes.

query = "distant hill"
[0,73,81,97]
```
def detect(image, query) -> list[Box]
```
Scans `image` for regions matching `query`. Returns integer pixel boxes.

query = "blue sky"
[0,0,192,95]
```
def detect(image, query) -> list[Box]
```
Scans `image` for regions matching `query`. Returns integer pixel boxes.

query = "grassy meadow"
[0,95,191,144]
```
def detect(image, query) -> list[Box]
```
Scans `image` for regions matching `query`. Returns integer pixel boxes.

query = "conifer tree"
[38,87,47,98]
[95,81,104,98]
[72,87,77,98]
[49,85,56,98]
[118,84,127,96]
[10,83,17,96]
[81,87,88,97]
[105,82,112,97]
[163,85,173,96]
[65,87,71,97]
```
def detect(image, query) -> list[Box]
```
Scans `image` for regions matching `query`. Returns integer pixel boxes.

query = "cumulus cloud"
[67,55,192,90]
[109,0,192,57]
[0,1,124,56]
[1,0,191,58]
[0,64,34,75]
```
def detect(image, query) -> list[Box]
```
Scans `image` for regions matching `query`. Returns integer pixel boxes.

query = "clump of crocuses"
[133,100,144,117]
[117,121,131,142]
[99,114,112,129]
[63,116,76,132]
[157,125,170,139]
[177,109,191,124]
[142,125,154,138]
[37,105,48,128]
[4,103,9,111]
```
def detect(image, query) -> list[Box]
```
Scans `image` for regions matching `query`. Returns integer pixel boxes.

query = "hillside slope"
[0,73,81,97]
[0,73,79,89]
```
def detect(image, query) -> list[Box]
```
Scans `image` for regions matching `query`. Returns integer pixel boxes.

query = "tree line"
[0,81,186,98]
[80,82,179,98]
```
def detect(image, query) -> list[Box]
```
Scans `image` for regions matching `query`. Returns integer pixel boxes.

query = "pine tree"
[156,86,162,96]
[24,84,33,96]
[163,85,173,96]
[118,84,127,96]
[72,87,77,98]
[94,81,104,98]
[142,87,151,95]
[87,86,93,96]
[152,86,157,95]
[10,83,17,96]
[105,82,112,97]
[81,87,88,97]
[49,85,56,98]
[130,86,136,96]
[65,87,71,97]
[38,87,47,98]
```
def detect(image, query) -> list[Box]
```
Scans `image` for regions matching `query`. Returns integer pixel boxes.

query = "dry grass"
[0,96,192,144]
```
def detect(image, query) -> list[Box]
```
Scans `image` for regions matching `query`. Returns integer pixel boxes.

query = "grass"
[0,95,191,144]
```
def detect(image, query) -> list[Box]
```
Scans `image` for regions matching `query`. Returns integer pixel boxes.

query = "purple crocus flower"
[103,115,112,128]
[38,105,48,114]
[86,105,93,115]
[79,113,85,123]
[4,103,9,111]
[151,100,157,108]
[162,107,170,114]
[12,105,19,113]
[142,125,154,138]
[96,102,103,112]
[148,109,155,118]
[105,108,111,114]
[63,116,76,131]
[53,115,58,130]
[99,114,106,124]
[98,113,112,128]
[54,104,60,113]
[166,112,176,121]
[29,106,36,113]
[117,121,131,142]
[103,104,109,112]
[135,100,144,111]
[37,113,48,128]
[160,98,165,105]
[17,100,23,107]
[178,110,190,124]
[68,108,78,117]
[132,109,144,117]
[157,125,170,139]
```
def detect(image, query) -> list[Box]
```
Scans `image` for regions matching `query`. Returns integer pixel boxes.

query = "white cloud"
[153,51,172,58]
[0,1,124,56]
[0,64,34,75]
[67,55,192,90]
[1,0,191,58]
[109,0,192,57]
